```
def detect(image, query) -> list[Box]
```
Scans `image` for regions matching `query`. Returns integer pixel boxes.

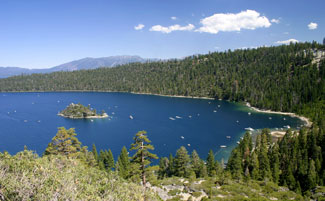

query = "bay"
[0,92,304,161]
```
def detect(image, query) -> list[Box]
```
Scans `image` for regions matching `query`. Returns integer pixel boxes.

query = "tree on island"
[130,130,158,186]
[44,127,82,157]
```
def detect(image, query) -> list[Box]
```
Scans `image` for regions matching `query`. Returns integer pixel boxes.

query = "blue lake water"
[0,92,304,161]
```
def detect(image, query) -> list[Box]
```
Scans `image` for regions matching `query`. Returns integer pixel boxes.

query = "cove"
[0,92,305,161]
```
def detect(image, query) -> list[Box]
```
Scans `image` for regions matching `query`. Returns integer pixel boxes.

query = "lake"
[0,92,304,161]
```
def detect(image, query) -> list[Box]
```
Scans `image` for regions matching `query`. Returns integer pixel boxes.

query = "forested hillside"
[0,42,324,121]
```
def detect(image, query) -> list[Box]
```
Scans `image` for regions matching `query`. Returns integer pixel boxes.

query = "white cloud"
[275,38,299,44]
[197,10,271,34]
[308,22,318,30]
[171,16,177,20]
[134,24,145,30]
[271,18,280,24]
[149,24,195,34]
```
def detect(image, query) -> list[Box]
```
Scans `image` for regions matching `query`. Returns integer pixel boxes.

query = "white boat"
[175,116,182,119]
[187,144,191,147]
[226,136,231,139]
[24,120,28,122]
[220,145,227,148]
[248,112,251,115]
[283,118,286,120]
[237,141,240,144]
[90,119,94,122]
[188,115,192,118]
[169,117,175,120]
[218,105,221,108]
[284,125,291,129]
[112,112,115,115]
[236,120,239,123]
[245,127,254,131]
[180,136,185,139]
[269,117,272,120]
[37,120,41,123]
[129,115,134,120]
[213,110,217,113]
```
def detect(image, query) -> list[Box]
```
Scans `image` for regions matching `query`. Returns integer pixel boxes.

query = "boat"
[245,127,254,131]
[226,136,231,139]
[90,119,94,122]
[236,120,239,123]
[175,116,182,119]
[220,145,227,148]
[24,120,28,122]
[129,115,134,120]
[248,112,251,115]
[269,117,272,120]
[112,112,115,115]
[284,125,291,129]
[169,117,175,120]
[213,110,217,113]
[187,144,191,147]
[218,105,221,108]
[283,117,286,120]
[37,120,41,123]
[188,115,192,118]
[237,141,240,144]
[180,136,185,139]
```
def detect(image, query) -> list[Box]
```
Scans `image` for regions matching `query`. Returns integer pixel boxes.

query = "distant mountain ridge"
[0,55,155,78]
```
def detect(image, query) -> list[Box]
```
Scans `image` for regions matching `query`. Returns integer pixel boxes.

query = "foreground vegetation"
[3,127,323,201]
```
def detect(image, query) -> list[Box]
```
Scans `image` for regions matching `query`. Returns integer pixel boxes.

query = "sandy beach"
[245,102,312,127]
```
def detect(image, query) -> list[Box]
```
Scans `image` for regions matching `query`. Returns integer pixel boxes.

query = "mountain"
[0,55,154,78]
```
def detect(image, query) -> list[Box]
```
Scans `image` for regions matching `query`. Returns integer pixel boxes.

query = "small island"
[58,103,108,119]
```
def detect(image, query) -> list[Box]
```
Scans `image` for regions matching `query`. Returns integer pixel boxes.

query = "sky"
[0,0,324,69]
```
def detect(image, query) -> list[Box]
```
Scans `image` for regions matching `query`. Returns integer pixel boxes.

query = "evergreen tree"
[116,146,130,179]
[158,157,169,179]
[269,143,280,184]
[307,159,317,191]
[227,148,242,180]
[206,150,216,176]
[92,144,98,161]
[106,149,115,171]
[129,130,158,185]
[191,150,202,178]
[167,153,174,177]
[174,146,191,177]
[44,127,81,157]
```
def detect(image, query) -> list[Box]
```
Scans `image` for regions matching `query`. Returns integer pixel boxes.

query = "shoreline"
[58,113,109,119]
[245,102,312,127]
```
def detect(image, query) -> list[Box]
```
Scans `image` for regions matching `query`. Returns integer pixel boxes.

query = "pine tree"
[269,143,280,184]
[206,150,216,176]
[130,130,158,185]
[191,150,202,178]
[92,144,98,161]
[116,146,130,179]
[44,127,81,157]
[227,148,242,180]
[158,157,169,179]
[307,159,317,191]
[167,153,174,177]
[106,149,115,171]
[174,146,191,177]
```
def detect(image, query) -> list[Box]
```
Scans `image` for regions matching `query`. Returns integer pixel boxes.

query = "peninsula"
[58,103,108,119]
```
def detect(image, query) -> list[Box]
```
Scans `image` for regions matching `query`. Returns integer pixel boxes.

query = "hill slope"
[0,55,154,78]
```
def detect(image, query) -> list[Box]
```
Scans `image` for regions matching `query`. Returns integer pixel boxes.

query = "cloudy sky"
[0,0,324,69]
